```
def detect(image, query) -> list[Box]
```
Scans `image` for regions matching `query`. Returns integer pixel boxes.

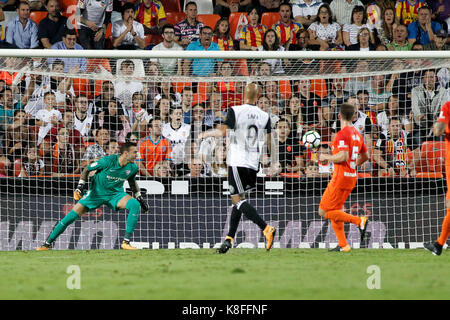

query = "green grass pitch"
[0,248,449,300]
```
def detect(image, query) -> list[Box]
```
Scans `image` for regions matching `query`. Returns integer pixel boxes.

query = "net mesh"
[0,52,449,250]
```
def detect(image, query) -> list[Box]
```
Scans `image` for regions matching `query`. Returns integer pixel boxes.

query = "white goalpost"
[0,49,449,250]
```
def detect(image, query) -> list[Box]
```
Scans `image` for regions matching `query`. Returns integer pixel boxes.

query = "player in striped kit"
[424,101,450,256]
[199,83,276,253]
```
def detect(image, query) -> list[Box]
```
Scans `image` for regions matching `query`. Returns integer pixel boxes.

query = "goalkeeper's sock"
[437,209,450,246]
[330,220,348,248]
[47,210,80,244]
[325,210,361,226]
[124,198,140,241]
[237,200,267,231]
[227,205,242,239]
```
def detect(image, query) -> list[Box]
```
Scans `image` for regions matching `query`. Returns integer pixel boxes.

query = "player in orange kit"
[318,103,370,252]
[424,101,450,256]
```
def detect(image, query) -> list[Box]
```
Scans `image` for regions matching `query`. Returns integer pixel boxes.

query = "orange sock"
[325,210,361,226]
[437,209,450,246]
[331,220,347,248]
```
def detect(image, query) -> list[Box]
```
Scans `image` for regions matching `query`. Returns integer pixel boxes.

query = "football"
[302,130,321,149]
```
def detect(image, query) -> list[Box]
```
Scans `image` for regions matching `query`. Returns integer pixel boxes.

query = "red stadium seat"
[87,58,112,97]
[59,0,77,11]
[279,80,292,100]
[173,82,192,93]
[161,0,181,12]
[261,12,280,29]
[0,161,7,176]
[415,172,443,178]
[310,79,327,98]
[30,11,48,25]
[420,141,445,173]
[197,14,220,29]
[72,78,90,97]
[145,34,163,46]
[165,11,186,26]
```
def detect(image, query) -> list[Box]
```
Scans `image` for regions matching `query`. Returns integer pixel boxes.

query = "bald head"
[244,83,261,105]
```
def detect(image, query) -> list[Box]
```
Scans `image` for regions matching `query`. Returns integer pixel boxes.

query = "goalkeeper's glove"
[136,193,149,213]
[74,181,86,201]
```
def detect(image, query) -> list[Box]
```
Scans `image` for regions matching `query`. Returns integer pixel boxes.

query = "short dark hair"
[340,103,356,121]
[64,29,77,38]
[357,90,369,96]
[51,59,65,69]
[161,24,174,34]
[185,1,197,9]
[120,141,137,154]
[200,26,213,34]
[120,59,135,69]
[122,2,135,16]
[350,5,367,24]
[148,116,162,127]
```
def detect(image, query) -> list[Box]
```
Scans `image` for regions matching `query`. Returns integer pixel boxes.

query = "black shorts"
[227,166,258,196]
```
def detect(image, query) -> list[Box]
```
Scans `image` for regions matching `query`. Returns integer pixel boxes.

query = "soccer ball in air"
[302,130,321,149]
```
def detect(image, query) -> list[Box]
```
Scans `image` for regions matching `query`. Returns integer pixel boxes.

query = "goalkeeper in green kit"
[37,142,149,251]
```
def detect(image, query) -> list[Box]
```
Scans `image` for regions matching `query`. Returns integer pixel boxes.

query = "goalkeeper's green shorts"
[78,191,129,211]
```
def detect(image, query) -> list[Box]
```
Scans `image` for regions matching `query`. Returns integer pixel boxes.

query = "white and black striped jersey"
[225,104,271,171]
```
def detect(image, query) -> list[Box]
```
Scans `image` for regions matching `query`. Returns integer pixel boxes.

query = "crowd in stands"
[0,0,448,179]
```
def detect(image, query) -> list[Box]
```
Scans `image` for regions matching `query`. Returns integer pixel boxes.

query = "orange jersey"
[330,125,368,190]
[138,136,172,175]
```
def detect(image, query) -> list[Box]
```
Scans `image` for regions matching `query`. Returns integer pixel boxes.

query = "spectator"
[407,6,442,46]
[215,61,239,109]
[204,92,226,127]
[185,156,205,177]
[257,95,279,128]
[134,0,166,35]
[35,92,62,146]
[162,106,191,176]
[114,60,144,108]
[184,26,221,77]
[125,131,139,144]
[97,95,131,142]
[284,95,303,138]
[376,43,388,50]
[430,0,449,31]
[19,146,44,177]
[375,7,396,45]
[49,30,88,73]
[5,1,38,49]
[38,0,69,49]
[129,92,152,135]
[239,6,268,51]
[258,29,285,75]
[357,89,377,130]
[198,119,224,173]
[154,81,181,107]
[154,97,171,124]
[329,0,363,26]
[150,24,183,75]
[210,143,227,177]
[395,0,426,26]
[52,126,80,176]
[373,116,415,177]
[305,160,320,177]
[77,0,112,49]
[174,1,204,49]
[347,27,377,50]
[411,69,448,152]
[287,28,320,51]
[263,80,284,113]
[73,94,94,139]
[6,110,34,163]
[190,102,210,141]
[257,0,281,16]
[81,127,109,167]
[137,116,172,177]
[106,139,120,155]
[48,111,85,156]
[0,0,16,11]
[112,2,145,49]
[367,74,393,112]
[343,5,375,48]
[180,86,193,124]
[29,0,45,10]
[391,60,423,116]
[377,95,412,133]
[322,77,349,125]
[387,23,412,50]
[297,79,322,127]
[344,60,371,95]
[153,159,171,177]
[143,62,161,109]
[212,17,234,51]
[424,29,450,50]
[293,0,322,28]
[214,0,251,18]
[275,118,303,175]
[308,3,343,51]
[94,80,126,124]
[0,87,23,135]
[272,3,303,48]
[317,144,333,176]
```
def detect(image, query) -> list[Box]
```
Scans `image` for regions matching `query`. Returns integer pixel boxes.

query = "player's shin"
[437,209,450,246]
[47,210,81,244]
[237,200,267,230]
[124,198,141,241]
[227,205,242,239]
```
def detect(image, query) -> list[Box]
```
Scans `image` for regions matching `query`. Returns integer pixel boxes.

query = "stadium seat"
[279,80,292,100]
[196,14,220,29]
[196,82,211,95]
[415,172,443,178]
[183,0,213,14]
[358,172,372,178]
[234,59,249,76]
[310,79,328,98]
[87,58,112,97]
[145,34,163,46]
[280,172,301,178]
[229,12,248,41]
[261,12,280,29]
[13,159,21,177]
[165,11,187,26]
[30,11,48,25]
[0,161,7,177]
[72,78,90,97]
[161,0,181,12]
[192,93,207,105]
[173,81,192,93]
[420,141,445,173]
[59,0,77,11]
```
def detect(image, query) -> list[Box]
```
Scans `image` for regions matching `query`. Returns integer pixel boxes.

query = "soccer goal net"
[0,50,449,250]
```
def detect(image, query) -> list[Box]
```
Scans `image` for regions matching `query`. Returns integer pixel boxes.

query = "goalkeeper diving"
[37,142,149,250]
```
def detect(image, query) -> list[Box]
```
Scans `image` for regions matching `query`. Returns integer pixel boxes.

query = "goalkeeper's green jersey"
[87,155,138,197]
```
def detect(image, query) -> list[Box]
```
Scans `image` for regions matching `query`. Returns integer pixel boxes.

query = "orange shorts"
[319,185,353,212]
